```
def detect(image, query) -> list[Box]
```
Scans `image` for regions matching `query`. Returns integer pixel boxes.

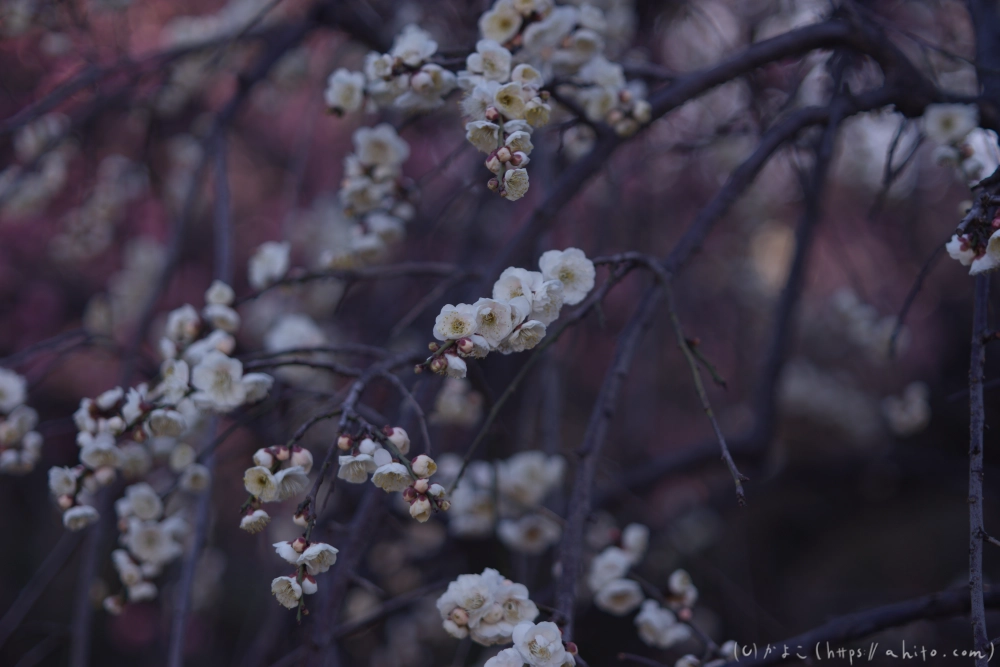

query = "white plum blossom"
[372,461,411,492]
[923,103,979,146]
[594,577,644,615]
[635,599,692,649]
[338,454,377,483]
[587,546,633,592]
[946,234,976,266]
[298,542,339,575]
[485,649,526,667]
[502,168,530,201]
[271,576,302,609]
[124,518,184,565]
[479,0,523,44]
[248,241,291,290]
[240,509,270,534]
[0,368,27,413]
[539,248,595,305]
[190,351,246,411]
[125,483,164,521]
[48,466,78,496]
[391,24,438,67]
[272,466,310,501]
[497,513,562,555]
[325,68,366,114]
[434,304,479,341]
[621,523,650,562]
[467,40,512,82]
[244,466,277,500]
[512,621,574,667]
[467,120,501,153]
[63,505,100,530]
[354,124,410,170]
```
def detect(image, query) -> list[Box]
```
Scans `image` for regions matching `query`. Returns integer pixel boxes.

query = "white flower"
[0,368,26,413]
[325,68,366,113]
[499,320,546,354]
[467,40,512,82]
[479,0,523,43]
[486,648,525,667]
[155,359,189,405]
[621,523,650,562]
[240,509,270,534]
[505,131,534,156]
[391,24,438,67]
[242,373,274,403]
[273,466,310,501]
[882,381,931,437]
[80,433,120,470]
[512,64,543,87]
[493,267,543,306]
[190,351,246,411]
[125,482,164,521]
[587,546,633,592]
[473,298,516,347]
[290,447,313,474]
[924,103,978,145]
[128,581,158,602]
[372,461,411,492]
[146,409,186,438]
[498,514,562,555]
[273,540,300,564]
[467,121,501,153]
[338,454,376,483]
[248,241,291,290]
[494,82,526,119]
[971,230,1000,275]
[271,576,302,609]
[63,505,99,531]
[298,542,339,574]
[164,304,200,347]
[502,168,530,201]
[434,303,479,341]
[125,518,183,565]
[437,569,500,628]
[594,578,644,615]
[668,569,698,608]
[446,354,469,378]
[48,466,78,496]
[409,496,432,522]
[179,463,211,492]
[387,427,410,455]
[202,303,241,333]
[523,6,578,53]
[498,451,563,507]
[528,280,564,326]
[353,123,410,168]
[538,248,595,305]
[364,51,394,80]
[119,443,152,479]
[635,599,691,649]
[462,80,501,120]
[205,280,234,306]
[512,620,571,666]
[244,466,277,499]
[182,330,235,366]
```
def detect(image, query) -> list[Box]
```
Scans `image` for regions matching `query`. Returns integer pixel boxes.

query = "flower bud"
[94,466,116,486]
[496,146,512,163]
[566,642,579,655]
[57,494,74,510]
[274,446,290,461]
[292,537,308,553]
[411,71,433,93]
[430,356,448,374]
[301,575,318,595]
[411,454,436,479]
[485,107,500,122]
[487,177,500,192]
[293,511,309,527]
[253,448,274,467]
[450,607,469,626]
[409,496,432,522]
[428,342,440,352]
[485,155,502,173]
[291,447,313,473]
[607,109,624,125]
[509,151,528,167]
[337,434,353,451]
[619,88,633,104]
[414,478,429,494]
[456,338,474,355]
[428,483,445,498]
[678,607,693,622]
[437,499,451,511]
[103,595,125,615]
[387,427,410,455]
[414,364,424,374]
[402,486,418,502]
[359,438,379,456]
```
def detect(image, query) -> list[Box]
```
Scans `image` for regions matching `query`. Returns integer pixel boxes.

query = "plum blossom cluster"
[50,281,273,532]
[325,24,456,114]
[586,523,706,652]
[0,113,73,219]
[460,39,549,201]
[240,441,313,534]
[483,620,577,667]
[570,55,650,135]
[437,452,564,554]
[436,568,541,647]
[100,487,190,611]
[426,248,596,379]
[337,427,450,523]
[270,537,339,612]
[0,368,43,474]
[925,103,983,182]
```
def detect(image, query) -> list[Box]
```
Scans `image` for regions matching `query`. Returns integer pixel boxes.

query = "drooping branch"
[968,273,991,667]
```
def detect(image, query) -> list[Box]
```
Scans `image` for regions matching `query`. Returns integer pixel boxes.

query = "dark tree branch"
[969,274,991,667]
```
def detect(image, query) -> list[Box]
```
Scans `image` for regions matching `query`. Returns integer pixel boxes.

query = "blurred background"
[1,0,999,665]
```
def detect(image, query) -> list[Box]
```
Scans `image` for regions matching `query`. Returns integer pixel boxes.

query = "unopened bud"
[485,107,500,122]
[430,356,448,374]
[618,88,633,104]
[291,537,308,553]
[290,447,313,473]
[337,434,353,451]
[411,454,437,479]
[94,466,116,486]
[428,342,440,352]
[496,146,512,162]
[411,71,433,93]
[485,155,502,173]
[566,642,579,655]
[487,177,500,192]
[301,575,318,595]
[402,486,418,502]
[450,607,469,626]
[57,494,74,510]
[387,427,410,455]
[539,90,550,100]
[414,478,429,494]
[293,511,309,527]
[607,109,624,125]
[438,499,451,511]
[253,448,274,467]
[678,607,693,622]
[455,337,474,355]
[274,446,290,461]
[414,364,424,374]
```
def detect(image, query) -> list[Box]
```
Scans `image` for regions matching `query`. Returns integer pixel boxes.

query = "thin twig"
[968,273,991,667]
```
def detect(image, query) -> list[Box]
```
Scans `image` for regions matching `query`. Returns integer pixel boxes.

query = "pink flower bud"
[94,466,116,486]
[57,494,74,510]
[566,642,578,655]
[487,177,499,192]
[456,337,474,355]
[337,434,353,451]
[387,427,410,455]
[414,364,424,374]
[428,342,440,352]
[437,499,451,511]
[402,486,418,502]
[607,109,624,124]
[274,446,290,461]
[496,146,512,162]
[485,155,502,173]
[293,511,309,527]
[485,107,500,122]
[430,356,448,374]
[301,575,318,595]
[292,537,308,553]
[450,607,469,626]
[414,478,429,494]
